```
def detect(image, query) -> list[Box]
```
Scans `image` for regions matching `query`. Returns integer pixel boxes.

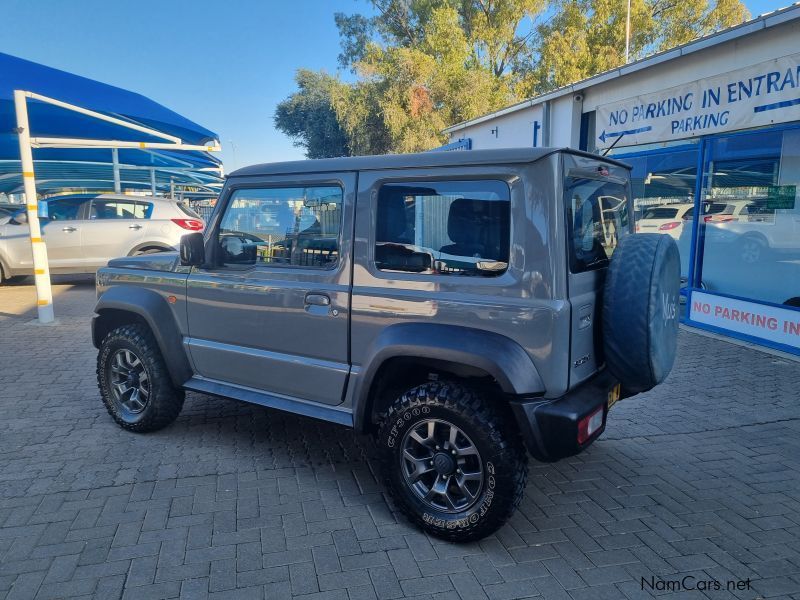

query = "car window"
[642,207,678,219]
[566,177,630,273]
[218,186,342,268]
[90,199,149,219]
[375,180,510,277]
[177,202,202,219]
[46,198,89,221]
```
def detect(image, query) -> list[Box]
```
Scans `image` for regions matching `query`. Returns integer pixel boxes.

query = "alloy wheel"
[108,349,150,415]
[400,418,484,513]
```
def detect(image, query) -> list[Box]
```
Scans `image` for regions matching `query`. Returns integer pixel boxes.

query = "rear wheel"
[375,381,527,542]
[97,324,184,432]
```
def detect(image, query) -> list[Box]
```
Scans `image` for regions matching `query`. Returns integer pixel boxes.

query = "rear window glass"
[566,177,630,273]
[642,207,678,219]
[177,202,202,219]
[375,180,510,277]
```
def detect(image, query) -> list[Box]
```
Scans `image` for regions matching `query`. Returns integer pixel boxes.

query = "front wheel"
[375,381,527,542]
[97,324,184,432]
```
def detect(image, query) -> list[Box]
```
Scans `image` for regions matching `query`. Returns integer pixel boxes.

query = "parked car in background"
[0,193,203,284]
[702,200,753,223]
[635,203,694,239]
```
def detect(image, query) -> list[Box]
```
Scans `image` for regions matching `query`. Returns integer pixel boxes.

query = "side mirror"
[180,232,205,266]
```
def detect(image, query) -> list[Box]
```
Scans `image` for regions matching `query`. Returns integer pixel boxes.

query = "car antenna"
[602,132,625,157]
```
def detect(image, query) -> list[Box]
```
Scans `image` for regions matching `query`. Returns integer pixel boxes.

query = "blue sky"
[0,0,786,170]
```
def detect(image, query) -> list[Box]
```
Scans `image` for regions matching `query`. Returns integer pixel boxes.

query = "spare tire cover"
[602,233,680,395]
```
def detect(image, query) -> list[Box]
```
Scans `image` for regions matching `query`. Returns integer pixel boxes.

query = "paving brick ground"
[1,276,800,600]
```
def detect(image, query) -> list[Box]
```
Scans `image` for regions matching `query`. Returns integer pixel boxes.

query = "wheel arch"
[352,323,545,433]
[128,241,175,256]
[93,286,192,387]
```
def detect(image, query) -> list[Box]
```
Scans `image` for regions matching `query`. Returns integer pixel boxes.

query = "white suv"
[0,193,203,283]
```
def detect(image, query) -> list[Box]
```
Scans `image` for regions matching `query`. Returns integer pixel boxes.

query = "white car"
[0,194,203,284]
[635,203,694,239]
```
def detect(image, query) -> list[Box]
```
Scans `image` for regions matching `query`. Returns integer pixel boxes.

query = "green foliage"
[273,70,350,159]
[534,0,750,91]
[275,0,749,157]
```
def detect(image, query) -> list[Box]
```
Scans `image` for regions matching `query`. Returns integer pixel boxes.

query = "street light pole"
[14,90,55,324]
[625,0,632,63]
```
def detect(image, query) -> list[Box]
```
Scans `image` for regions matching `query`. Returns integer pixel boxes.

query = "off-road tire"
[375,381,527,542]
[97,324,184,432]
[603,233,680,395]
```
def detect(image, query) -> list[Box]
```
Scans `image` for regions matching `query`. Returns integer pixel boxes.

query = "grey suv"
[93,149,679,541]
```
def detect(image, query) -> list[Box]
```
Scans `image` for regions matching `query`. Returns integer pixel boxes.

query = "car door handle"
[62,226,77,232]
[304,293,330,307]
[128,224,142,230]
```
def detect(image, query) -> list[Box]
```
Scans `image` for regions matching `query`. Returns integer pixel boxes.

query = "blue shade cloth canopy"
[0,52,222,195]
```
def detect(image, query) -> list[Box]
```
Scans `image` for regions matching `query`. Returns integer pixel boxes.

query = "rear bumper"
[509,369,620,462]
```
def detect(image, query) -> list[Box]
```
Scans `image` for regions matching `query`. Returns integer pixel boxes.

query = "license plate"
[607,383,621,410]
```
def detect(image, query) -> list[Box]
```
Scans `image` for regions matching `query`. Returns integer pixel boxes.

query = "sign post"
[14,90,55,324]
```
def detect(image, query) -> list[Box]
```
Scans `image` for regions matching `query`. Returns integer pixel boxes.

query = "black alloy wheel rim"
[108,349,150,415]
[400,418,484,513]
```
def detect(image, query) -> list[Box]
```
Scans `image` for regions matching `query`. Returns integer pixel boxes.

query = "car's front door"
[185,173,354,405]
[38,197,91,270]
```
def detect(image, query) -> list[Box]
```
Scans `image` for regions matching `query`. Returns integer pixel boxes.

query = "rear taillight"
[171,218,204,231]
[658,221,681,231]
[577,407,604,445]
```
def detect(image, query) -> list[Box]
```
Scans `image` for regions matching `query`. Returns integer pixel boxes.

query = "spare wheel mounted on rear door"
[602,233,680,395]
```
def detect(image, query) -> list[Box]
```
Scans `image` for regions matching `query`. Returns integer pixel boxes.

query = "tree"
[276,0,749,157]
[274,70,350,159]
[534,0,749,91]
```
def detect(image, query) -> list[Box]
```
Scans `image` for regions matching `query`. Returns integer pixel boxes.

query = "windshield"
[566,177,631,273]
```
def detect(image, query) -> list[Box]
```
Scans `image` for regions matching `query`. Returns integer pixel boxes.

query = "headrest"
[447,198,492,244]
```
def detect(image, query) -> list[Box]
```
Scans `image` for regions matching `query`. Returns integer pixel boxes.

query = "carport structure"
[0,52,222,321]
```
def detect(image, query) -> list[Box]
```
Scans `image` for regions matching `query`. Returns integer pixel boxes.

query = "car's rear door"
[562,155,633,388]
[80,198,148,266]
[185,172,354,406]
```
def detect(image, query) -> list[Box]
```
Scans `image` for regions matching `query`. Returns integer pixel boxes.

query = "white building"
[444,4,800,355]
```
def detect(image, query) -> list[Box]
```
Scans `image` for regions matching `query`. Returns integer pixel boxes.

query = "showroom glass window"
[375,180,510,276]
[696,127,800,308]
[613,142,699,272]
[565,176,631,273]
[218,186,342,268]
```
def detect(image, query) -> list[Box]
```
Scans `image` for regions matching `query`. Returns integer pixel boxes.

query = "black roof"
[229,147,629,178]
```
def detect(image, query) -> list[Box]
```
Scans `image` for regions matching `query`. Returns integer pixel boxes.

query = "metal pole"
[170,177,174,199]
[14,90,55,323]
[112,148,121,193]
[625,0,631,63]
[150,168,156,196]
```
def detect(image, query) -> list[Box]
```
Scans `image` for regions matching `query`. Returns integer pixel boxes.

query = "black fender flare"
[92,286,192,387]
[128,241,175,255]
[352,323,545,431]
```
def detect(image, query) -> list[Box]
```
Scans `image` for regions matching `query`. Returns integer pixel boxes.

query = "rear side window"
[375,180,510,277]
[566,177,630,273]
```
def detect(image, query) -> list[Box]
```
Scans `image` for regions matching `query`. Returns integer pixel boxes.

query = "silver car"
[0,194,204,284]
